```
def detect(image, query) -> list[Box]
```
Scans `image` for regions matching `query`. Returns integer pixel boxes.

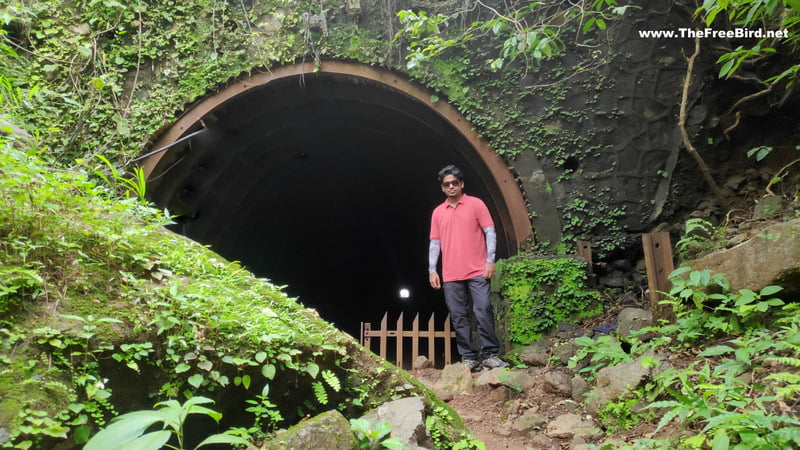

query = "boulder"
[688,218,800,296]
[753,195,786,218]
[266,409,358,449]
[552,341,580,366]
[617,308,653,338]
[413,355,432,370]
[543,370,572,396]
[475,368,535,392]
[512,408,547,432]
[517,337,553,366]
[360,396,434,450]
[544,413,599,440]
[586,355,666,414]
[433,363,473,395]
[571,375,590,404]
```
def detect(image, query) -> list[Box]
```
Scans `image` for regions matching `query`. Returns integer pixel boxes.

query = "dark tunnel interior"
[145,72,519,340]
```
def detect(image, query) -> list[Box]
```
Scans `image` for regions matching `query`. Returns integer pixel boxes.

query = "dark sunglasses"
[441,180,461,187]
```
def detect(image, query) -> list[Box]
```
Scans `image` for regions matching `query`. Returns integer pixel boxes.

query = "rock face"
[689,218,800,295]
[267,397,436,450]
[433,363,474,396]
[587,355,667,415]
[361,397,434,450]
[266,409,358,449]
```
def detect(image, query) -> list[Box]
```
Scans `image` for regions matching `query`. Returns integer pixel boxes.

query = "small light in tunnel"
[399,288,410,299]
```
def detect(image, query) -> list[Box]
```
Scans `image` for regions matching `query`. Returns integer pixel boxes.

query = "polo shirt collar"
[443,194,468,208]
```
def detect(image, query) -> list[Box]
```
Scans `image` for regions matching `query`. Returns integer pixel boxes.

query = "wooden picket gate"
[360,312,456,369]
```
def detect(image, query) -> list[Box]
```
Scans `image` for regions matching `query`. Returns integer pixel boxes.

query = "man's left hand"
[484,262,496,279]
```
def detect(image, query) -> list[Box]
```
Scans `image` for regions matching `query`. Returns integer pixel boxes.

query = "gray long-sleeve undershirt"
[428,226,496,273]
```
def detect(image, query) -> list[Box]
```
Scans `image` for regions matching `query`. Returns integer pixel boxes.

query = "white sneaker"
[481,354,509,369]
[462,358,481,372]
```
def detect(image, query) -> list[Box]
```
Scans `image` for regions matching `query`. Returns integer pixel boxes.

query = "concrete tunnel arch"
[142,60,532,337]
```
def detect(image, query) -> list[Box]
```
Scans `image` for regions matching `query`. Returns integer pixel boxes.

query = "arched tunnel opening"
[143,62,531,341]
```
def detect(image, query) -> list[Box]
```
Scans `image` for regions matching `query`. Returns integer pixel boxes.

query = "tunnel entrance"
[142,61,531,339]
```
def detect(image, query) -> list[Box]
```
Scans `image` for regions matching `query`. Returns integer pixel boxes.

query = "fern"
[312,381,328,404]
[765,371,800,400]
[322,370,340,392]
[768,356,800,367]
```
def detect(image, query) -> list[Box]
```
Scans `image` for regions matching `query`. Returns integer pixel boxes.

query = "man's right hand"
[429,272,441,290]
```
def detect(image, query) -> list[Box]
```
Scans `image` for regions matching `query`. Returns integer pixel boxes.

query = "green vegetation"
[394,0,636,73]
[425,406,487,450]
[0,137,471,448]
[674,218,727,261]
[349,418,405,450]
[3,1,800,446]
[84,396,248,450]
[597,397,646,433]
[699,0,800,84]
[496,256,600,345]
[0,0,383,163]
[1,0,638,255]
[571,267,800,449]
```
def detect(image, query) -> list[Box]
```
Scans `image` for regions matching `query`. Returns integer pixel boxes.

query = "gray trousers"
[443,275,500,360]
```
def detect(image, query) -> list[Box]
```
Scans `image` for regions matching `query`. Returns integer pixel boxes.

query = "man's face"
[441,174,463,198]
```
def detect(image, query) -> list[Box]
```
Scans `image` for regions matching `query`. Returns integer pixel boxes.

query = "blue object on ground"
[593,323,617,334]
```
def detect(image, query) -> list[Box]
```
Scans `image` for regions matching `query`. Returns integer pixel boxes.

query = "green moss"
[496,256,601,346]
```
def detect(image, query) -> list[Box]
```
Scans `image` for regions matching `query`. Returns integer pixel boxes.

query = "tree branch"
[679,36,726,199]
[724,83,773,117]
[766,157,800,196]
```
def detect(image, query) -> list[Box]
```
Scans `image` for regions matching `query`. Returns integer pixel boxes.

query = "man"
[428,165,509,372]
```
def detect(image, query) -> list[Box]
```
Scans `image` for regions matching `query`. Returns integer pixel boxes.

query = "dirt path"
[413,367,592,449]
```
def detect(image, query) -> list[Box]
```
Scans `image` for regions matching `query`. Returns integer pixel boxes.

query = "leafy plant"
[569,335,634,377]
[244,384,283,435]
[646,358,800,449]
[598,397,644,432]
[424,406,485,450]
[620,269,800,449]
[675,218,725,261]
[84,396,249,450]
[0,266,43,324]
[394,1,638,73]
[698,0,800,83]
[661,267,786,342]
[349,418,406,450]
[90,155,148,201]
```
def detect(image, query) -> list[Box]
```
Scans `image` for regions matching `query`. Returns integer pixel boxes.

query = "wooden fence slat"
[428,313,436,367]
[642,232,675,323]
[444,313,452,365]
[411,313,419,365]
[396,312,404,370]
[379,312,388,359]
[362,322,371,351]
[360,311,456,369]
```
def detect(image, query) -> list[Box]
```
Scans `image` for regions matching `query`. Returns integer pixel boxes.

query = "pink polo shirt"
[430,194,494,282]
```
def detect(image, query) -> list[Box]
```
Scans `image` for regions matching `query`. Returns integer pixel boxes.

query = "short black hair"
[438,165,463,183]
